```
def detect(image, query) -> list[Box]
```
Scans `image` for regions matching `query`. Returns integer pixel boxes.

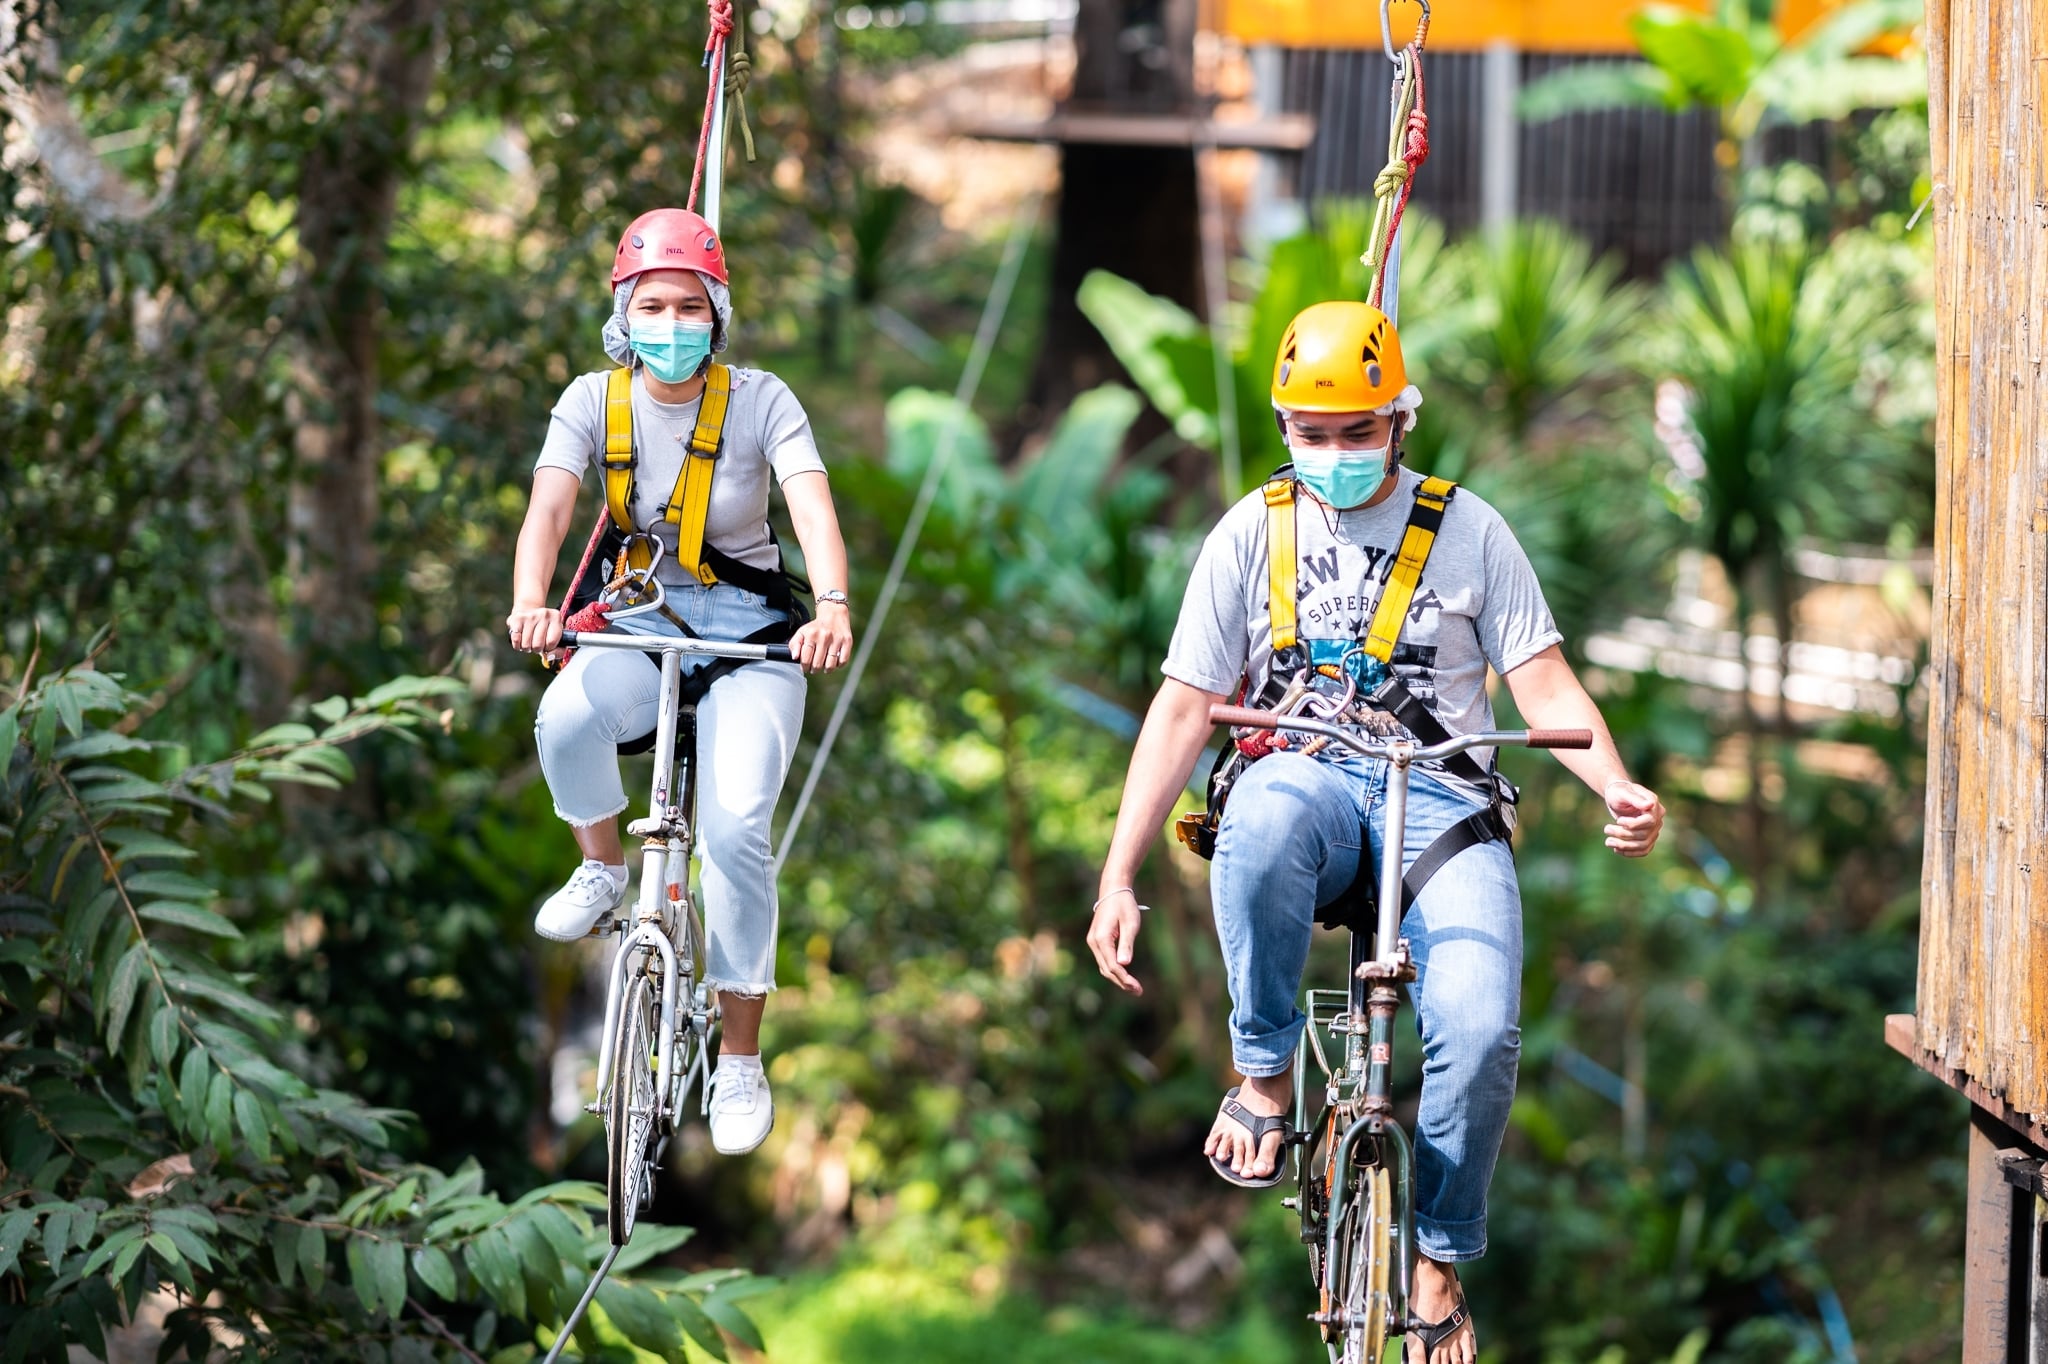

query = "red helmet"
[611,208,728,287]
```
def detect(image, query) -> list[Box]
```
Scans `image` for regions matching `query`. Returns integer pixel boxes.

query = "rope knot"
[1374,160,1411,198]
[706,0,735,43]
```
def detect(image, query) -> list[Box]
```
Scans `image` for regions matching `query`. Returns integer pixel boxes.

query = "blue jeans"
[1211,751,1522,1262]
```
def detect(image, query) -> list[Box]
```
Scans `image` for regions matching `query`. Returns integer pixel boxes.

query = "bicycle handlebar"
[552,631,794,664]
[1208,704,1593,758]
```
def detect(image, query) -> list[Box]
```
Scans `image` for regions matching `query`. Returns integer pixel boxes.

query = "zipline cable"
[773,186,1045,874]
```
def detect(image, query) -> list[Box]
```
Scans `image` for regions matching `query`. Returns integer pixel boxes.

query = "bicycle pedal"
[587,914,620,939]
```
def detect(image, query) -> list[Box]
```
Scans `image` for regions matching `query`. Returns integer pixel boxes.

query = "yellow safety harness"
[1264,471,1458,666]
[600,362,734,586]
[1183,470,1510,921]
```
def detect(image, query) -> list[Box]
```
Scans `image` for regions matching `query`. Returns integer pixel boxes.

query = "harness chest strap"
[1263,472,1456,662]
[1362,474,1455,663]
[1264,476,1299,652]
[600,362,733,587]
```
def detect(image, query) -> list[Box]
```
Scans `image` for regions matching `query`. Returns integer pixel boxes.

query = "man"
[1086,302,1665,1364]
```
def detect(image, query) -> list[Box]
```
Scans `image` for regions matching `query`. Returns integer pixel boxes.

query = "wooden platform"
[1886,1014,2048,1151]
[949,110,1316,150]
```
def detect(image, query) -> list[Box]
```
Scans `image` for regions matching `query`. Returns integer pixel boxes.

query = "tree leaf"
[297,1222,328,1293]
[124,870,218,901]
[234,1088,274,1164]
[149,1000,181,1068]
[104,831,196,862]
[138,900,242,939]
[0,1209,35,1279]
[177,1047,210,1137]
[79,1225,143,1279]
[700,1281,767,1352]
[595,1280,684,1356]
[663,1284,728,1361]
[366,1234,407,1319]
[205,1070,236,1152]
[346,1233,380,1316]
[246,722,318,748]
[274,1222,300,1290]
[412,1244,458,1300]
[42,1209,74,1275]
[465,1226,525,1318]
[104,944,148,1048]
[110,1232,147,1282]
[360,675,464,710]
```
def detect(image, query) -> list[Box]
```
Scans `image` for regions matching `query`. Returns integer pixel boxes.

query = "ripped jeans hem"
[554,799,630,830]
[705,977,777,998]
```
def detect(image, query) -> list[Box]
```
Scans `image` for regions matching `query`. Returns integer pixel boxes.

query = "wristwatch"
[817,589,850,607]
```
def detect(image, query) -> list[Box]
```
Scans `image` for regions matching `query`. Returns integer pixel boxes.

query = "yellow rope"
[1360,56,1421,296]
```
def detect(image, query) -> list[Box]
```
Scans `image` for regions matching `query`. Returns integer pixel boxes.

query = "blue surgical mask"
[629,318,715,385]
[1292,445,1391,509]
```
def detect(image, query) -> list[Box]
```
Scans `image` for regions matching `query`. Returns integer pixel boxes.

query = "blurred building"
[1222,0,1866,274]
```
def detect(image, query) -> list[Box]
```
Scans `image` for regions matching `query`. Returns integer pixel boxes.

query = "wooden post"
[1914,1,2048,1358]
[1917,0,2048,1118]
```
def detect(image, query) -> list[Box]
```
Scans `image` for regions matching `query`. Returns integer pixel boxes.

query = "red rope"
[686,0,736,214]
[1369,56,1429,312]
[561,0,735,657]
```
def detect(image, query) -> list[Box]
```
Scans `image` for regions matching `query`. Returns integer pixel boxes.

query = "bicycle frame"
[569,630,790,1129]
[1214,705,1591,1355]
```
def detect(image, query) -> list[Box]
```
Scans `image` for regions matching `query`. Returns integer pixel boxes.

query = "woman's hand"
[789,602,853,674]
[1603,779,1666,857]
[507,603,564,654]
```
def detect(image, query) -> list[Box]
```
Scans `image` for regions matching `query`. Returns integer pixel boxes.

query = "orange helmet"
[611,208,728,287]
[1271,302,1407,413]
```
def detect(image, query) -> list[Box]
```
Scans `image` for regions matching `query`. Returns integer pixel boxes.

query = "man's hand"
[1604,780,1665,857]
[1085,888,1145,995]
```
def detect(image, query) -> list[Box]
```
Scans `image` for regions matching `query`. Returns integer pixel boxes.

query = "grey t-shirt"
[1163,466,1563,786]
[534,366,827,582]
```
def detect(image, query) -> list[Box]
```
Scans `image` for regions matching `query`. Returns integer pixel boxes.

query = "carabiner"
[1381,0,1429,64]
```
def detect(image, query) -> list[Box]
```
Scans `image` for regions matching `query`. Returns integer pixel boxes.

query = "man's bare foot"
[1203,1070,1291,1182]
[1406,1256,1474,1364]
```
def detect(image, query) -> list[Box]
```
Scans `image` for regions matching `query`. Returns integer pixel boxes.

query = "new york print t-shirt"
[1161,466,1563,790]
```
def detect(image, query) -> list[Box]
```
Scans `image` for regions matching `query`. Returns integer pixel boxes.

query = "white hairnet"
[600,270,733,367]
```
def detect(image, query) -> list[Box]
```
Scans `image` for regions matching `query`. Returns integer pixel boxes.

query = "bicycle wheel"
[1331,1161,1394,1364]
[605,974,659,1245]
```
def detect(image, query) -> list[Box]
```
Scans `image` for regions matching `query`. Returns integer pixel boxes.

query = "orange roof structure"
[1214,0,1906,53]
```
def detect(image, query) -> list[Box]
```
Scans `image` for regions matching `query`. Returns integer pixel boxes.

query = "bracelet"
[1092,887,1145,913]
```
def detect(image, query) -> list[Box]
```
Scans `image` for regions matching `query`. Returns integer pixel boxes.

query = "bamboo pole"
[1915,0,2048,1121]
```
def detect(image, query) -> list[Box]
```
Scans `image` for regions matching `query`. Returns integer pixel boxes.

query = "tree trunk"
[1022,0,1203,437]
[290,0,442,689]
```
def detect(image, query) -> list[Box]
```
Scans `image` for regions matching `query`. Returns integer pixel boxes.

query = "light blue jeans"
[534,582,804,995]
[1211,751,1522,1262]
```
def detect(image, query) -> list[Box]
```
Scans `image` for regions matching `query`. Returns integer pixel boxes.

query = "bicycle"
[1207,702,1590,1364]
[520,539,793,1359]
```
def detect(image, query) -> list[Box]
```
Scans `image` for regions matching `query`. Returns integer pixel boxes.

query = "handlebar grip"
[1210,704,1280,729]
[765,643,794,663]
[1526,729,1595,750]
[558,630,583,647]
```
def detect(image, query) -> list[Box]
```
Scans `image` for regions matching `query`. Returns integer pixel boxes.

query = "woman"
[506,208,853,1156]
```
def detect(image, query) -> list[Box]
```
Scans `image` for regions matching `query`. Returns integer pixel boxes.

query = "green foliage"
[1654,230,1925,647]
[1517,0,1927,145]
[0,654,755,1359]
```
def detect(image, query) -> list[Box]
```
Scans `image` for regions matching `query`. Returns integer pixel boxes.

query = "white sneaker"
[707,1055,774,1155]
[533,860,628,941]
